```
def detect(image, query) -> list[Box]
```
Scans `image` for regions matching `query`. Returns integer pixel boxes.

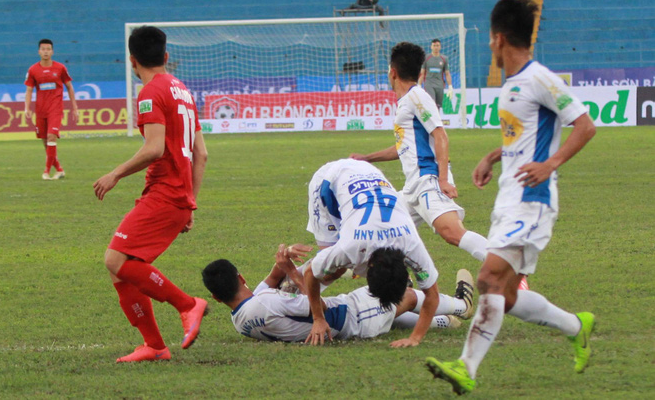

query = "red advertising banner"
[203,91,397,120]
[0,99,127,138]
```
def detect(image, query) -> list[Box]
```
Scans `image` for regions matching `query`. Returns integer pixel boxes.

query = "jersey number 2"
[178,104,196,160]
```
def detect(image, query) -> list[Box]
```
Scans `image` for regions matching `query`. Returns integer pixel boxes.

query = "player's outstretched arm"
[431,127,457,198]
[472,147,502,189]
[390,283,439,348]
[349,145,398,163]
[93,124,165,200]
[304,266,332,345]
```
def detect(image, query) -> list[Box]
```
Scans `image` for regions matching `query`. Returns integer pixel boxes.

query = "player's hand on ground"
[438,179,458,199]
[283,243,313,263]
[349,153,367,161]
[181,212,194,233]
[93,172,119,200]
[515,160,556,188]
[305,318,332,346]
[390,337,420,348]
[472,158,494,189]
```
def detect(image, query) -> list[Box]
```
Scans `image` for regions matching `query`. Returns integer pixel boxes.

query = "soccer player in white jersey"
[425,0,597,394]
[348,42,531,288]
[201,244,471,342]
[303,159,473,348]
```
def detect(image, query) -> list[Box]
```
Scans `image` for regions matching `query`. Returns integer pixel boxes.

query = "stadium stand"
[536,0,655,70]
[0,0,652,87]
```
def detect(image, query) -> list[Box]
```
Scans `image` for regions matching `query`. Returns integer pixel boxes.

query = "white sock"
[460,294,505,379]
[411,289,467,316]
[458,231,488,261]
[392,313,453,329]
[508,290,581,336]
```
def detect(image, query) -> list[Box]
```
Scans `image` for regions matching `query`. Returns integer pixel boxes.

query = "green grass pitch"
[0,126,653,398]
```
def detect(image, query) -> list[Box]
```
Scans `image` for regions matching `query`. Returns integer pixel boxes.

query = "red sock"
[116,259,196,313]
[45,143,57,173]
[53,156,63,172]
[113,281,166,350]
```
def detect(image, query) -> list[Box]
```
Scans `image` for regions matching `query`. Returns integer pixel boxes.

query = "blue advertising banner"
[0,81,126,102]
[555,67,655,87]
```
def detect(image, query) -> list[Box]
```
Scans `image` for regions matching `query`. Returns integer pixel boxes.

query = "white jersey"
[496,61,587,211]
[230,286,395,342]
[394,86,446,194]
[309,159,439,290]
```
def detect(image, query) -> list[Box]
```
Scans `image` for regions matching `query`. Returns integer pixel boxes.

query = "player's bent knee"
[104,249,127,275]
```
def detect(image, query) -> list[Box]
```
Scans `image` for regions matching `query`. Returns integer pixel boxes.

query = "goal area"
[125,14,467,135]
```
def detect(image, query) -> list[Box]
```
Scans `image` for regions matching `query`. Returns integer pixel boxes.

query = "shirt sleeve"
[24,68,35,87]
[404,243,438,290]
[310,242,354,280]
[410,90,443,133]
[137,84,167,127]
[60,65,72,84]
[532,70,587,126]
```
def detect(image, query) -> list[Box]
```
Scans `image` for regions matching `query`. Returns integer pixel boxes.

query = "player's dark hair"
[39,39,53,48]
[202,259,240,303]
[366,248,409,311]
[431,38,441,44]
[128,25,167,68]
[490,0,538,49]
[390,42,425,82]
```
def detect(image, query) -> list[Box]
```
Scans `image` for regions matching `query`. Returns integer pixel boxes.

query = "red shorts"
[35,114,63,139]
[108,197,192,264]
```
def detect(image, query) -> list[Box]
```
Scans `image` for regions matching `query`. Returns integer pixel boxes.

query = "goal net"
[125,14,467,135]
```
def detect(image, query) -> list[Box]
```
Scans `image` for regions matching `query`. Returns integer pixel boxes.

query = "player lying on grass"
[303,159,473,347]
[201,244,475,342]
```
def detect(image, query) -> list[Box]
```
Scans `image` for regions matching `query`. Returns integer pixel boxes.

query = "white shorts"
[306,165,341,246]
[328,286,396,340]
[487,202,558,275]
[400,174,465,231]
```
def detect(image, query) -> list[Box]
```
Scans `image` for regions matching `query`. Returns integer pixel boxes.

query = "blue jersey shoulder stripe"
[320,179,341,219]
[412,116,438,177]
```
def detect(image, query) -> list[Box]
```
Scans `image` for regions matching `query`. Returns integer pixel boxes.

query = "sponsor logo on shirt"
[394,124,405,150]
[114,231,128,239]
[138,99,153,114]
[429,67,442,73]
[509,86,521,102]
[348,179,392,194]
[499,109,524,146]
[39,83,56,91]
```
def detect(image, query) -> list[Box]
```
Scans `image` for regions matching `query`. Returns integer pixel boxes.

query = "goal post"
[125,14,467,136]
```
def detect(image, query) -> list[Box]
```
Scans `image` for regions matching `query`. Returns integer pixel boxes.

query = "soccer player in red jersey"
[93,26,209,363]
[24,39,79,180]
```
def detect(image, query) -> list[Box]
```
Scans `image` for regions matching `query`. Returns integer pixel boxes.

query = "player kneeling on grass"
[304,159,474,348]
[201,244,474,342]
[425,0,597,394]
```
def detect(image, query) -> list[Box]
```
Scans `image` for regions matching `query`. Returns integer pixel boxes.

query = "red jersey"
[24,61,72,116]
[136,73,200,210]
